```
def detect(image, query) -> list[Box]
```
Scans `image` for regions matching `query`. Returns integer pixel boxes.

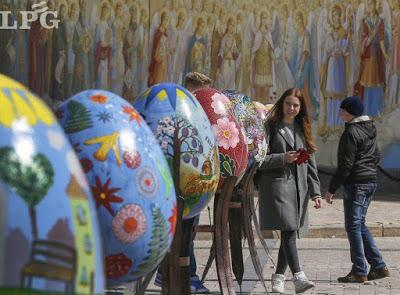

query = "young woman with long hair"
[258,88,323,293]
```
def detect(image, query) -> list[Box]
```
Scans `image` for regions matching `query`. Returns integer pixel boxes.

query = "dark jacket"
[328,116,380,193]
[258,122,321,234]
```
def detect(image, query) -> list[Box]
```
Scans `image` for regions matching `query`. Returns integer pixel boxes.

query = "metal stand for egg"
[233,164,267,292]
[200,165,272,293]
[159,137,195,295]
[160,196,189,295]
[196,175,237,294]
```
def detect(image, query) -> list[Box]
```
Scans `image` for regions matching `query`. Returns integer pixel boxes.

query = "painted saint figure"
[148,11,170,87]
[354,0,388,117]
[52,0,68,101]
[388,0,400,110]
[250,11,274,103]
[215,17,239,90]
[289,9,318,118]
[72,0,94,95]
[94,1,112,90]
[184,16,207,78]
[110,0,126,96]
[123,3,141,101]
[320,4,349,134]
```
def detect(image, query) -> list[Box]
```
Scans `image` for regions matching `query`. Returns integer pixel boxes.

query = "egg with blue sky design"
[133,83,220,219]
[0,74,105,294]
[57,89,177,286]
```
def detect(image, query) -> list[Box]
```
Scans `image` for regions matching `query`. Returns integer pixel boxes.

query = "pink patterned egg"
[193,87,248,188]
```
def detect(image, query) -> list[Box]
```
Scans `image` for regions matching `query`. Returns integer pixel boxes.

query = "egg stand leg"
[215,176,237,294]
[249,178,276,269]
[160,197,185,295]
[134,268,157,295]
[240,164,268,292]
[198,176,237,294]
[228,184,244,288]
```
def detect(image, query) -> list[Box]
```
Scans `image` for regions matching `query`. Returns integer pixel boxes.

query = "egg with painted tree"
[0,74,105,294]
[133,83,220,219]
[56,90,177,286]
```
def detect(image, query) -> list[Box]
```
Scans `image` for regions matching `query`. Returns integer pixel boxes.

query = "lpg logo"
[0,1,60,30]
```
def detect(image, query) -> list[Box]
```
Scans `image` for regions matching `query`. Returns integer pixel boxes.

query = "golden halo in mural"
[293,7,306,26]
[329,3,345,27]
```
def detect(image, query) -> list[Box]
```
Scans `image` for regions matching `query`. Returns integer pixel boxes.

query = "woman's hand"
[313,196,323,209]
[325,192,334,204]
[284,151,300,163]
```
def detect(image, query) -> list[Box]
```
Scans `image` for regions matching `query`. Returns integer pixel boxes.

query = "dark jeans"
[343,183,386,276]
[276,230,301,275]
[157,214,199,279]
[189,214,200,277]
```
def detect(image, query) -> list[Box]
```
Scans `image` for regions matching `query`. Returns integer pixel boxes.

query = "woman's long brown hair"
[266,88,317,153]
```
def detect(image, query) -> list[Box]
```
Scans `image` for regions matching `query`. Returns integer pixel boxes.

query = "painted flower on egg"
[112,204,147,244]
[57,89,176,285]
[212,117,240,150]
[211,93,230,115]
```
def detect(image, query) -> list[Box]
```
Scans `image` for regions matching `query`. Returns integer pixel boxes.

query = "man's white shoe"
[293,271,315,293]
[271,273,285,293]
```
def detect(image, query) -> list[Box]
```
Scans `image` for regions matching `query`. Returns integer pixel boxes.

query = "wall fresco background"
[0,0,399,168]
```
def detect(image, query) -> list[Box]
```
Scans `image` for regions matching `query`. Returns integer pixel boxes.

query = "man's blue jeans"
[343,183,386,276]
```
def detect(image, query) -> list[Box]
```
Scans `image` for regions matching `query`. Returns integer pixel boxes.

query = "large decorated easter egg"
[223,90,268,168]
[57,90,177,286]
[193,88,248,188]
[0,74,105,294]
[133,83,220,219]
[253,101,273,123]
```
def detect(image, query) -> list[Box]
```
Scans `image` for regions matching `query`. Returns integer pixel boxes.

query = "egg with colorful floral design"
[193,87,248,188]
[56,90,177,286]
[223,90,268,168]
[0,74,105,294]
[133,83,220,219]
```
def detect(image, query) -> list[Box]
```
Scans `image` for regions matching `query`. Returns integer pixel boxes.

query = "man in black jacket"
[325,96,389,283]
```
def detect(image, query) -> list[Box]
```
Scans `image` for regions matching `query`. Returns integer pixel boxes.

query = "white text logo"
[0,1,60,30]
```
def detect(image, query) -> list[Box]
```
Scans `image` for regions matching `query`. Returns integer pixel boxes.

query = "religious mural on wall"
[0,0,400,167]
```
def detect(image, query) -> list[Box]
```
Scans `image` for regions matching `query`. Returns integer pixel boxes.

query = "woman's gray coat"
[258,122,321,234]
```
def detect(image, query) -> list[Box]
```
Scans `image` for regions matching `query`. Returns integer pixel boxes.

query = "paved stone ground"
[140,193,400,294]
[146,238,400,294]
[195,194,400,240]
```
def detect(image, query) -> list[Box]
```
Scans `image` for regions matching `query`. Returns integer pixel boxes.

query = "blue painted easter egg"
[57,90,177,286]
[133,83,220,219]
[0,74,105,294]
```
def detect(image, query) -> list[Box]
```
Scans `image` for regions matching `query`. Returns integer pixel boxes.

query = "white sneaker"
[271,273,285,293]
[293,271,315,293]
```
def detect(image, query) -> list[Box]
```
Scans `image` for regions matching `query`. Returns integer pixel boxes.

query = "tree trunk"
[29,206,38,240]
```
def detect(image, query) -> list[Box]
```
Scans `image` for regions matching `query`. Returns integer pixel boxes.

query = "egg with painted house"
[133,83,220,219]
[0,74,105,294]
[193,87,248,188]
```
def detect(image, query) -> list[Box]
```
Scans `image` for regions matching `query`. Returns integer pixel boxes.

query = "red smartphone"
[295,148,309,164]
